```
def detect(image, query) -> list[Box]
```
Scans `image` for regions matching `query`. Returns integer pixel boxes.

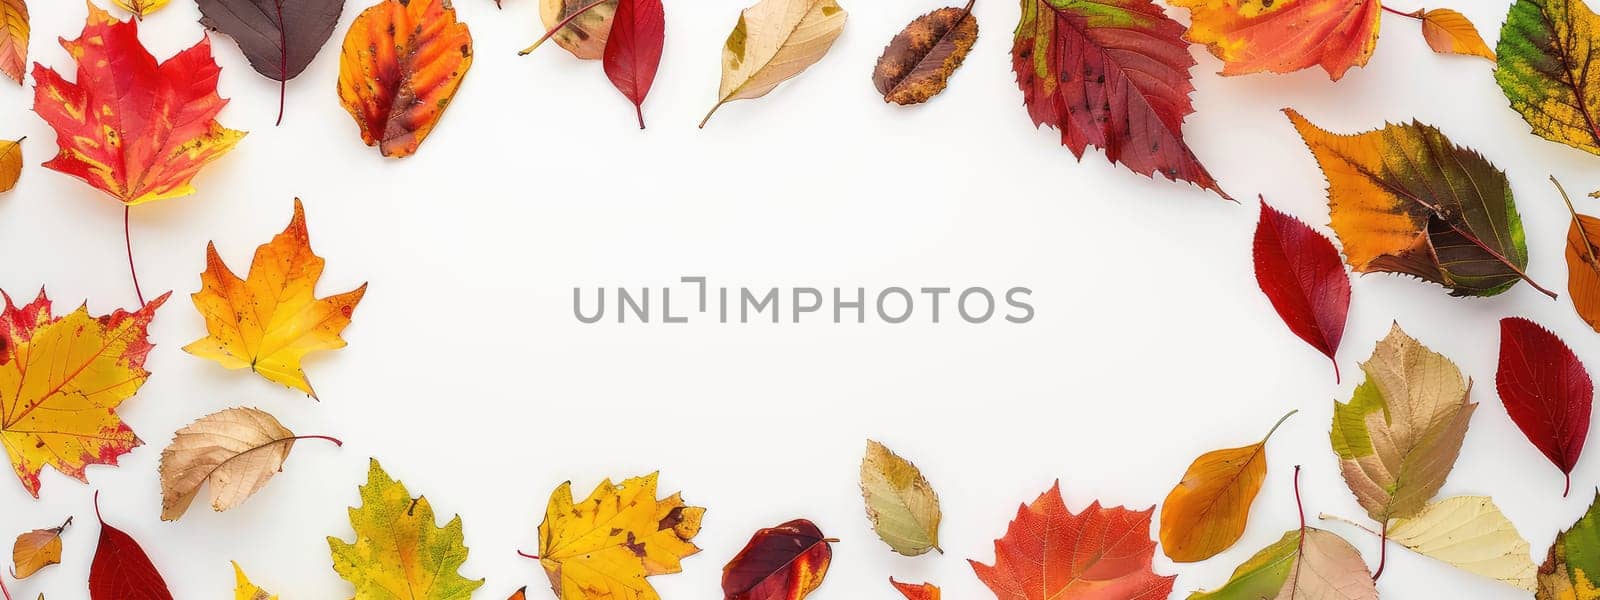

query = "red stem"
[0,570,11,600]
[635,104,646,130]
[1373,521,1389,580]
[1566,472,1573,498]
[275,0,287,126]
[517,550,541,560]
[1381,5,1421,19]
[93,489,104,523]
[291,434,344,446]
[519,0,610,55]
[124,206,144,306]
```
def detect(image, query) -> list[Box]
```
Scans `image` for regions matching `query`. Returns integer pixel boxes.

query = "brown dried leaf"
[159,407,339,520]
[872,0,977,105]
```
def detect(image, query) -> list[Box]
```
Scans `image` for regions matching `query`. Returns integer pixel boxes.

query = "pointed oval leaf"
[1495,0,1600,157]
[328,459,484,599]
[1420,8,1496,61]
[1387,496,1537,591]
[1160,411,1294,563]
[1171,0,1381,80]
[872,2,977,106]
[32,5,245,206]
[160,407,338,520]
[971,482,1175,599]
[234,562,278,600]
[11,518,68,579]
[1286,108,1545,298]
[722,519,833,600]
[1497,317,1592,496]
[1013,0,1227,199]
[0,0,25,84]
[1331,323,1475,523]
[0,137,20,193]
[1562,180,1600,332]
[860,440,942,556]
[1253,198,1350,381]
[536,473,705,598]
[337,0,473,158]
[90,496,172,600]
[197,0,344,123]
[541,0,617,59]
[603,0,664,128]
[890,578,939,600]
[699,0,847,128]
[1189,528,1377,599]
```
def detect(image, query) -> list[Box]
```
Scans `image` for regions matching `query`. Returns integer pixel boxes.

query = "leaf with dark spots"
[337,0,472,158]
[873,0,977,105]
[722,519,833,600]
[533,474,704,599]
[198,0,344,125]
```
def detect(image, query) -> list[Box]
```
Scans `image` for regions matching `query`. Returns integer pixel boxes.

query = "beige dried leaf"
[699,0,847,127]
[1382,496,1536,590]
[159,407,337,520]
[860,440,941,556]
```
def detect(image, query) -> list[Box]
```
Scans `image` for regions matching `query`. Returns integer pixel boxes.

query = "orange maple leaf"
[970,482,1174,600]
[0,289,169,497]
[31,2,244,206]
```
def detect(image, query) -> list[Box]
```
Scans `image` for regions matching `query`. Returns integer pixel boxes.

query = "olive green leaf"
[860,440,941,556]
[1189,528,1376,599]
[328,459,483,599]
[1540,490,1600,598]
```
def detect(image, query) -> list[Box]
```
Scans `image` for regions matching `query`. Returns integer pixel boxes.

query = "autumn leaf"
[1012,0,1227,199]
[159,407,342,520]
[0,137,20,193]
[184,199,366,399]
[1415,8,1497,61]
[699,0,847,128]
[1496,0,1600,157]
[1541,490,1600,597]
[11,517,69,579]
[1286,108,1550,298]
[1171,0,1380,80]
[890,578,939,600]
[1497,317,1591,497]
[1332,323,1475,527]
[112,0,169,19]
[1253,198,1350,381]
[234,562,278,600]
[531,473,703,599]
[541,0,617,59]
[197,0,345,125]
[32,3,245,206]
[1159,410,1295,563]
[0,288,168,497]
[1191,467,1377,600]
[507,589,526,600]
[873,1,976,106]
[329,459,484,599]
[604,0,664,129]
[0,0,25,84]
[1558,177,1600,332]
[90,494,173,600]
[723,519,833,600]
[1327,496,1537,591]
[860,440,941,556]
[337,0,472,158]
[971,482,1174,599]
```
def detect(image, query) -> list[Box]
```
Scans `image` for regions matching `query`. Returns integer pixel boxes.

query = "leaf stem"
[699,100,727,129]
[290,434,344,447]
[1380,5,1422,19]
[1293,465,1305,531]
[1554,176,1598,270]
[124,206,144,306]
[1566,472,1573,498]
[55,515,73,534]
[276,0,288,126]
[1373,520,1389,581]
[519,0,610,55]
[517,550,541,560]
[0,570,10,600]
[1262,409,1299,444]
[635,103,646,130]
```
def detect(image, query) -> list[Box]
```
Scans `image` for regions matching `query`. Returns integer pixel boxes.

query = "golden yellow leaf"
[1159,410,1294,563]
[11,517,69,578]
[0,0,23,84]
[0,137,20,193]
[184,199,366,398]
[536,473,704,599]
[699,0,847,127]
[233,562,278,600]
[111,0,168,19]
[329,459,483,599]
[1420,9,1496,61]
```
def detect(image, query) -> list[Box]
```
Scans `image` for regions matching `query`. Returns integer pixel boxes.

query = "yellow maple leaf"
[0,289,168,497]
[535,473,704,599]
[329,459,483,599]
[184,199,366,398]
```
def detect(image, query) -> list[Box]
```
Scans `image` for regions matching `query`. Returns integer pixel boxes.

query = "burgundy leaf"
[602,0,664,129]
[722,519,833,600]
[1252,197,1351,382]
[89,493,173,600]
[197,0,344,124]
[1497,317,1593,497]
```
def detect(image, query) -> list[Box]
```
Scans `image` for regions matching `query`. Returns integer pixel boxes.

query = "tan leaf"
[539,0,616,59]
[1420,8,1495,61]
[11,517,68,579]
[860,440,942,556]
[1333,496,1536,590]
[699,0,847,127]
[1330,323,1475,523]
[159,407,340,520]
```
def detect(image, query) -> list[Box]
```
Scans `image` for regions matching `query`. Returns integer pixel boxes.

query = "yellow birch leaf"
[233,562,278,600]
[184,199,366,398]
[328,459,483,599]
[535,473,704,599]
[860,440,942,556]
[699,0,846,127]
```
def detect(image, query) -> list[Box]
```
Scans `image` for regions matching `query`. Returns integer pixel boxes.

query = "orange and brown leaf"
[1171,0,1381,80]
[0,289,168,497]
[184,199,366,398]
[536,473,704,599]
[873,1,977,105]
[32,4,244,206]
[12,517,69,578]
[337,0,472,158]
[1558,178,1600,333]
[1419,8,1496,61]
[0,0,25,84]
[890,578,939,600]
[970,482,1174,600]
[0,137,21,193]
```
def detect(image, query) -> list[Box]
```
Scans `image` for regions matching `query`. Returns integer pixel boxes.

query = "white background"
[1,0,1597,597]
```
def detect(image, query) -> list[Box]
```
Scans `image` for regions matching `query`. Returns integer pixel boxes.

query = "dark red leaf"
[89,493,172,600]
[602,0,663,129]
[197,0,345,124]
[722,519,833,600]
[1252,197,1351,382]
[1497,316,1593,497]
